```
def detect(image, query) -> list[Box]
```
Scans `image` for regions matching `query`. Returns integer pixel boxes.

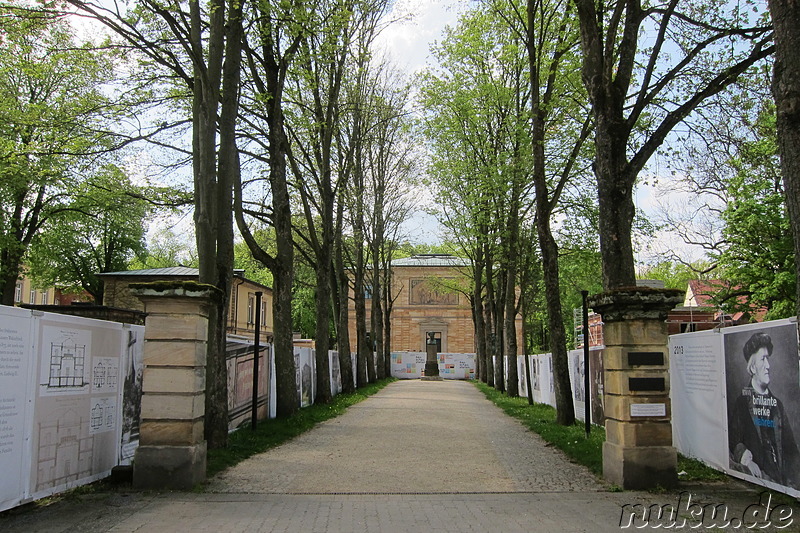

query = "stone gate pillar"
[588,288,683,490]
[129,281,221,490]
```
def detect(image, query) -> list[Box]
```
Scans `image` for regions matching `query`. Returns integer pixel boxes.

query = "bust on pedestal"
[422,331,442,381]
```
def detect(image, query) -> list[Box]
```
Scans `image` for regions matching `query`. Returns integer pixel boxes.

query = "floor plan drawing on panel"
[40,326,91,395]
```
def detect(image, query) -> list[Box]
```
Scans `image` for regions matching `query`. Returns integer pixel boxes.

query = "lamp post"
[251,291,262,430]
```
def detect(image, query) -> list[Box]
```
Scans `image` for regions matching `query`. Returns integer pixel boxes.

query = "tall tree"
[493,0,591,420]
[650,73,773,267]
[0,7,116,305]
[235,0,306,417]
[419,6,533,395]
[26,165,155,303]
[286,0,392,400]
[285,0,353,404]
[364,77,417,378]
[715,103,795,319]
[572,0,774,290]
[768,0,800,317]
[64,0,245,446]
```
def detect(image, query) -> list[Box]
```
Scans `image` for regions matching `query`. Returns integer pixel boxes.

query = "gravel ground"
[206,379,604,495]
[2,379,797,532]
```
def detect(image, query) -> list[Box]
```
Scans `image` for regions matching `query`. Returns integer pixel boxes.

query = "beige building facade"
[100,267,274,341]
[348,254,523,354]
[12,271,90,307]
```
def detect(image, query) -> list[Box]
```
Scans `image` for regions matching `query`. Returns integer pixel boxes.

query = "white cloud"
[374,0,467,75]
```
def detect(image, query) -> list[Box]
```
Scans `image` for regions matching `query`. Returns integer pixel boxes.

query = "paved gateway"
[1,380,797,532]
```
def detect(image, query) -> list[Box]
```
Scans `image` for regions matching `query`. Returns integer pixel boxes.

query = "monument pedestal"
[130,282,220,490]
[422,335,442,381]
[589,288,683,490]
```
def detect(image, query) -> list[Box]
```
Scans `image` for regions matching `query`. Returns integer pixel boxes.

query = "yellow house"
[11,271,91,307]
[349,254,523,354]
[100,267,274,341]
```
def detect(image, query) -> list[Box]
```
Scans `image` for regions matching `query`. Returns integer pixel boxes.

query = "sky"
[370,0,470,245]
[373,0,467,76]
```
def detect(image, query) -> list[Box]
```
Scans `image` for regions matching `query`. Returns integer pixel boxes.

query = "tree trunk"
[503,215,519,397]
[381,256,393,378]
[525,0,577,422]
[483,294,495,388]
[191,0,230,449]
[769,0,800,318]
[334,201,355,393]
[472,294,486,383]
[271,137,296,417]
[354,260,370,386]
[503,269,518,396]
[523,310,533,406]
[371,206,385,380]
[335,258,355,394]
[266,76,298,418]
[272,257,296,417]
[0,246,23,306]
[492,268,506,392]
[538,220,575,424]
[314,258,333,403]
[593,118,638,289]
[371,264,385,379]
[471,247,487,383]
[353,203,370,386]
[0,155,40,306]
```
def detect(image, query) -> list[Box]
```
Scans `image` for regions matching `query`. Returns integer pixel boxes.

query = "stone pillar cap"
[130,281,223,301]
[588,287,683,322]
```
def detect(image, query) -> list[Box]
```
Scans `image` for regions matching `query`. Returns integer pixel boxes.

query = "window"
[14,283,22,303]
[260,300,267,326]
[247,295,255,324]
[364,284,373,299]
[41,290,49,305]
[29,288,36,304]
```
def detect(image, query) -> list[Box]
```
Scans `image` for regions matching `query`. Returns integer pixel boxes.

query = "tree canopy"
[0,6,120,305]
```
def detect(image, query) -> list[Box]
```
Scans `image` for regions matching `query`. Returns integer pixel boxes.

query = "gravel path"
[206,379,605,495]
[2,379,792,532]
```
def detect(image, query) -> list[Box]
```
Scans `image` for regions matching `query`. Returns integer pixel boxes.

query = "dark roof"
[391,254,470,267]
[100,266,199,277]
[100,267,272,291]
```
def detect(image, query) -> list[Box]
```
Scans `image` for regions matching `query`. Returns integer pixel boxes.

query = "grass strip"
[207,377,396,477]
[473,380,726,482]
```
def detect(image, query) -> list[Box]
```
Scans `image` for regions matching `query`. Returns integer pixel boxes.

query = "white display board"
[537,353,555,408]
[390,352,475,379]
[294,347,315,407]
[517,349,604,425]
[329,350,342,396]
[569,349,587,419]
[670,329,725,470]
[671,319,800,498]
[0,306,145,512]
[439,353,475,379]
[0,306,35,512]
[391,352,427,378]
